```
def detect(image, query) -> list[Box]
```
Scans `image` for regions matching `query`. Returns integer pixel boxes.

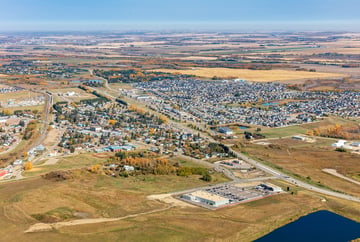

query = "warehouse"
[182,190,229,207]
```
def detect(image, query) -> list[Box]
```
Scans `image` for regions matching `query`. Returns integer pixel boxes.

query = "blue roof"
[219,127,232,131]
[107,145,122,150]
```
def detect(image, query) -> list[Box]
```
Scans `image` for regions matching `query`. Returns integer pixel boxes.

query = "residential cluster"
[0,60,83,78]
[135,79,359,127]
[53,101,232,159]
[0,116,29,152]
[0,85,23,94]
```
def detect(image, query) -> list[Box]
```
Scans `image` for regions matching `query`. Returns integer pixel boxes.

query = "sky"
[0,0,360,31]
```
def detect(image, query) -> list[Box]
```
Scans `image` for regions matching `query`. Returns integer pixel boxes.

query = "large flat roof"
[190,190,228,202]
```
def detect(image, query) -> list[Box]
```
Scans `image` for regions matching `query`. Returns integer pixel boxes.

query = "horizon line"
[1,20,360,32]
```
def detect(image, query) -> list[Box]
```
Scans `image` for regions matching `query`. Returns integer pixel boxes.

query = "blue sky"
[0,0,360,31]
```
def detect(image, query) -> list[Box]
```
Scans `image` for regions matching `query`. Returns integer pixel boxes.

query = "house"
[34,145,46,152]
[90,126,102,132]
[124,165,135,171]
[13,159,23,166]
[218,127,233,135]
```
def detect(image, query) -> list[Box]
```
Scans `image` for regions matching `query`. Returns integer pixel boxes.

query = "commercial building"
[182,190,229,207]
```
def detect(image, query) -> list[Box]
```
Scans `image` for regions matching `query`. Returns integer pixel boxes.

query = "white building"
[182,191,229,207]
[332,140,347,148]
[124,165,135,171]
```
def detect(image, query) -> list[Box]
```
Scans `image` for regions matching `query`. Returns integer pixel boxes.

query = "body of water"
[255,210,360,242]
[239,126,249,130]
[262,102,279,106]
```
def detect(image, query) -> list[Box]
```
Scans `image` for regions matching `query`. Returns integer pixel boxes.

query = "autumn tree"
[24,162,33,171]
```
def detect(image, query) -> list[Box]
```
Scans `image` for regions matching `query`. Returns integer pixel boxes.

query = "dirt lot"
[151,67,346,83]
[42,128,62,147]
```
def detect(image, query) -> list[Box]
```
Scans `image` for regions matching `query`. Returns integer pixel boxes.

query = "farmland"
[151,68,346,83]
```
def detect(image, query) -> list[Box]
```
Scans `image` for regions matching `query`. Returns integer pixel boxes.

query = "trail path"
[25,205,173,233]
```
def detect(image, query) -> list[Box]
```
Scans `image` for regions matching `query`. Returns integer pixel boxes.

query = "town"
[134,79,359,127]
[0,30,359,242]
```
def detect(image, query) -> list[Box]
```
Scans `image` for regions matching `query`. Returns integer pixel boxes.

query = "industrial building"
[181,191,229,207]
[180,182,283,209]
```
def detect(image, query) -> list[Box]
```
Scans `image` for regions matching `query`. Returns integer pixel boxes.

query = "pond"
[262,102,279,106]
[238,125,249,130]
[255,210,360,242]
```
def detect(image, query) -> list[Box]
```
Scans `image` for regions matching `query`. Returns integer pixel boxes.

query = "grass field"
[109,83,133,90]
[240,138,360,197]
[151,68,346,83]
[24,153,108,177]
[0,90,41,101]
[52,87,97,103]
[0,151,359,241]
[0,172,358,241]
[232,117,358,139]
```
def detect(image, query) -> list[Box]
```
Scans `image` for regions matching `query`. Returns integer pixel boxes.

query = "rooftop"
[190,190,228,202]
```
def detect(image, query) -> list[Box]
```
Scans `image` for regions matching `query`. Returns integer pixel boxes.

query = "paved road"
[228,147,360,203]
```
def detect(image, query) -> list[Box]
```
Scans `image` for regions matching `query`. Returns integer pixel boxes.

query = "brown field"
[151,68,346,83]
[42,128,63,148]
[0,170,358,242]
[241,137,360,197]
[0,105,44,114]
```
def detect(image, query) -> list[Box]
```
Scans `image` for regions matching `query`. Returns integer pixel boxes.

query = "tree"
[108,119,117,126]
[201,173,212,182]
[149,128,156,135]
[159,115,168,124]
[90,164,101,173]
[24,162,33,171]
[306,130,314,136]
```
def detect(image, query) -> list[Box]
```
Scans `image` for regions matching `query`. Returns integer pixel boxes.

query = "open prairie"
[152,68,346,83]
[0,170,359,242]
